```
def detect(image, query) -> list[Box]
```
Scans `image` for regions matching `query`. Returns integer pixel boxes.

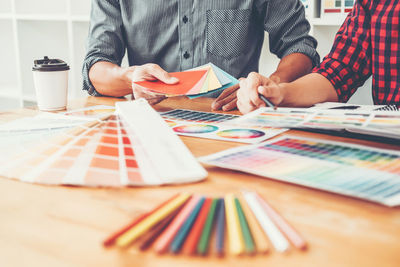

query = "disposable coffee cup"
[32,56,70,111]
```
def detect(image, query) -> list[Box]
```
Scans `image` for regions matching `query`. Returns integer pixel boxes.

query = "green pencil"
[235,197,255,254]
[197,198,218,255]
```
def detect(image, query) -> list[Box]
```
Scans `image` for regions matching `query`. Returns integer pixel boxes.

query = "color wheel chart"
[160,109,287,144]
[200,136,400,206]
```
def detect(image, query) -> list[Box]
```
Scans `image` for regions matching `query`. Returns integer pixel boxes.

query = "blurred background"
[0,0,371,111]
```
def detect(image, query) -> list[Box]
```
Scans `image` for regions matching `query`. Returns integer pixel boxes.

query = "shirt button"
[183,51,190,59]
[183,15,188,23]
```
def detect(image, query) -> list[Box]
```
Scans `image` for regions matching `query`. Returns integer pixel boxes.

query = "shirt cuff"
[313,58,352,102]
[281,39,320,68]
[82,56,120,97]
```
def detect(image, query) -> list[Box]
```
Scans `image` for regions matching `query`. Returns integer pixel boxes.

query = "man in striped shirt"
[83,0,319,107]
[237,0,400,113]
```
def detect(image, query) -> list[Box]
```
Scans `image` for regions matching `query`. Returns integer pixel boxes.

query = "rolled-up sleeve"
[313,1,371,102]
[262,0,319,67]
[82,0,126,96]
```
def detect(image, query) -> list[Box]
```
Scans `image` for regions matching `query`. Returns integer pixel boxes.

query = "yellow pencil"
[238,195,269,253]
[225,194,245,255]
[116,193,190,247]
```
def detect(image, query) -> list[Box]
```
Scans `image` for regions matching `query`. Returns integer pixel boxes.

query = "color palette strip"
[104,191,306,257]
[200,136,400,207]
[160,109,287,144]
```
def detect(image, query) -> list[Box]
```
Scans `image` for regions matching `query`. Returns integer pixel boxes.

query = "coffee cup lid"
[32,56,70,72]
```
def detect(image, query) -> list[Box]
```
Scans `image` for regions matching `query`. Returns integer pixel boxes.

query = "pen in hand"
[259,94,277,110]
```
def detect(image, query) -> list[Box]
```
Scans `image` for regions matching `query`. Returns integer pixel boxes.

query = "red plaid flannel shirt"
[313,0,400,105]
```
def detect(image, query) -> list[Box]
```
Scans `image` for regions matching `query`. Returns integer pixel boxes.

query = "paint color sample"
[200,136,400,207]
[161,109,239,124]
[134,70,208,95]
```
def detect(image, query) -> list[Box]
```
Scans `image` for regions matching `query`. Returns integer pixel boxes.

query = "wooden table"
[1,96,400,267]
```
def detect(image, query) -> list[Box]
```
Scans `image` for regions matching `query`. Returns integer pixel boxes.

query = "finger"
[147,95,167,105]
[219,83,240,98]
[245,72,265,107]
[212,88,238,111]
[132,84,164,100]
[222,98,238,111]
[144,64,179,84]
[258,85,282,106]
[237,88,257,114]
[237,98,256,114]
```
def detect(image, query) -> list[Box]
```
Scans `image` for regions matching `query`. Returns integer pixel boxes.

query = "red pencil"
[103,193,180,247]
[182,198,213,255]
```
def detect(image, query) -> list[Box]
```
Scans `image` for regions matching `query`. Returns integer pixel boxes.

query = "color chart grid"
[200,136,400,206]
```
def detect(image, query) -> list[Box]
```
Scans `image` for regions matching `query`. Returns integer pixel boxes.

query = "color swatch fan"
[0,100,207,187]
[134,63,238,97]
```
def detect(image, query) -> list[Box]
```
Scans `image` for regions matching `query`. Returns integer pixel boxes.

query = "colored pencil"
[238,195,269,253]
[153,195,201,253]
[116,193,190,247]
[103,193,179,247]
[215,198,225,256]
[197,198,218,255]
[225,194,245,255]
[138,201,186,251]
[170,197,205,253]
[255,192,307,250]
[242,191,289,252]
[182,198,213,254]
[235,197,255,254]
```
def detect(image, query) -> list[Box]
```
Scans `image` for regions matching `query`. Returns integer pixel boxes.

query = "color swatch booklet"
[200,135,400,207]
[233,107,400,139]
[160,109,288,144]
[134,63,239,98]
[0,101,207,187]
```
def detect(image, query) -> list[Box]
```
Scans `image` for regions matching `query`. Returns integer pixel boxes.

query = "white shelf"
[70,15,90,22]
[15,14,69,21]
[0,88,20,99]
[0,14,13,19]
[14,0,67,15]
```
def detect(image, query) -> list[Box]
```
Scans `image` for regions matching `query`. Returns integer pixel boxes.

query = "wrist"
[277,83,289,106]
[119,66,135,89]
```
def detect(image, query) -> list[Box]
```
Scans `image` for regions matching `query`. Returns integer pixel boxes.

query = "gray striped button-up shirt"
[83,0,319,96]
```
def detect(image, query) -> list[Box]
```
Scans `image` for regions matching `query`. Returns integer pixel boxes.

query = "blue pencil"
[170,197,205,253]
[215,198,225,256]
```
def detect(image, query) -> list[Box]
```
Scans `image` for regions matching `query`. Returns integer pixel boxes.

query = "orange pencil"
[182,198,213,254]
[103,193,180,247]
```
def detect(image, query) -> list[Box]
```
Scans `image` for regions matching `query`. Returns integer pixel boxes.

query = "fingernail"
[170,77,179,83]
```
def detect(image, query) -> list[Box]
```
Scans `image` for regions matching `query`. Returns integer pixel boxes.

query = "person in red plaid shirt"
[236,0,400,113]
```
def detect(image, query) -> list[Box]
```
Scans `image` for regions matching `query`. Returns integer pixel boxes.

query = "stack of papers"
[0,101,207,187]
[134,63,239,98]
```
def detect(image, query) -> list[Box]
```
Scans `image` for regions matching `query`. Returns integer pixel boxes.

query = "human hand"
[211,83,241,111]
[236,72,284,114]
[130,63,179,105]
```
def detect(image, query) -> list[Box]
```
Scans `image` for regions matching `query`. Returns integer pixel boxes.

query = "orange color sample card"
[134,70,207,95]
